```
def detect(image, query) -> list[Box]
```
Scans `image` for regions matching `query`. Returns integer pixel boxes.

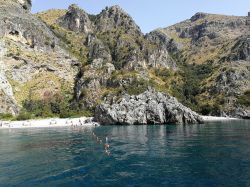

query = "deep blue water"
[1,120,250,187]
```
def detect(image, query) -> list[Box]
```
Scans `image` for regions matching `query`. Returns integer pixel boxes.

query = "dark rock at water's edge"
[94,89,204,125]
[230,108,250,119]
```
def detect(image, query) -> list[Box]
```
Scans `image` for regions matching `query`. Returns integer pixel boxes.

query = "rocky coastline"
[94,89,204,125]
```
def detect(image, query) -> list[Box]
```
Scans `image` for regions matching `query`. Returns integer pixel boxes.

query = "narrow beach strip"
[202,116,239,121]
[0,117,99,129]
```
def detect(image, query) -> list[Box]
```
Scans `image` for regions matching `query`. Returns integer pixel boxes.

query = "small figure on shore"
[79,119,83,126]
[50,119,57,125]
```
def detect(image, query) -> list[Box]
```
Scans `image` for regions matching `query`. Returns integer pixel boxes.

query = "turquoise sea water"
[0,120,250,186]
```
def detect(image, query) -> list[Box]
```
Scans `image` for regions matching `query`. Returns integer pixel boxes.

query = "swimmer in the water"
[104,137,110,149]
[105,149,110,155]
[104,143,110,149]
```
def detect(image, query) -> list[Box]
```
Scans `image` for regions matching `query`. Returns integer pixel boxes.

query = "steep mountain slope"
[37,4,180,112]
[0,0,79,117]
[158,12,248,64]
[149,12,250,118]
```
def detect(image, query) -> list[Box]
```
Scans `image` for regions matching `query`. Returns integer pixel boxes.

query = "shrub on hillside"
[16,111,32,121]
[238,89,250,107]
[0,113,14,120]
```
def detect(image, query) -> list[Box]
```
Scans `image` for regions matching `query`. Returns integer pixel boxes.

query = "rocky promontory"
[94,89,204,125]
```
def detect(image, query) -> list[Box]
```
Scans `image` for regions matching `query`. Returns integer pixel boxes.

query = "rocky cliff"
[37,4,179,111]
[0,1,249,121]
[0,0,79,116]
[150,12,250,118]
[95,89,204,125]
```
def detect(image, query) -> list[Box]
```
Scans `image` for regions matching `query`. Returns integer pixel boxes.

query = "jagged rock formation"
[58,4,93,34]
[94,89,204,125]
[56,4,176,70]
[38,4,179,110]
[95,5,142,35]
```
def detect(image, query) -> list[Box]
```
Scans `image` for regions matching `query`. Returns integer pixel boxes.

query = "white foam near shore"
[0,117,99,129]
[202,116,239,121]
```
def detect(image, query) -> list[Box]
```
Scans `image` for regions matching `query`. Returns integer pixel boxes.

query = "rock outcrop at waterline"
[94,89,204,125]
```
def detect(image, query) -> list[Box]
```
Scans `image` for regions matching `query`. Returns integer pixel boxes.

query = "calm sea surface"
[0,120,250,187]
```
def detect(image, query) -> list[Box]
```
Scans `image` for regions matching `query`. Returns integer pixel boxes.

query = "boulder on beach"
[94,88,204,125]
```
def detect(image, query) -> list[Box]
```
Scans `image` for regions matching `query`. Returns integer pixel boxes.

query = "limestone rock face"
[85,34,112,63]
[0,40,18,115]
[227,35,250,61]
[146,29,182,69]
[94,89,204,125]
[17,0,31,11]
[95,5,142,35]
[58,4,93,33]
[0,0,80,116]
[0,0,57,49]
